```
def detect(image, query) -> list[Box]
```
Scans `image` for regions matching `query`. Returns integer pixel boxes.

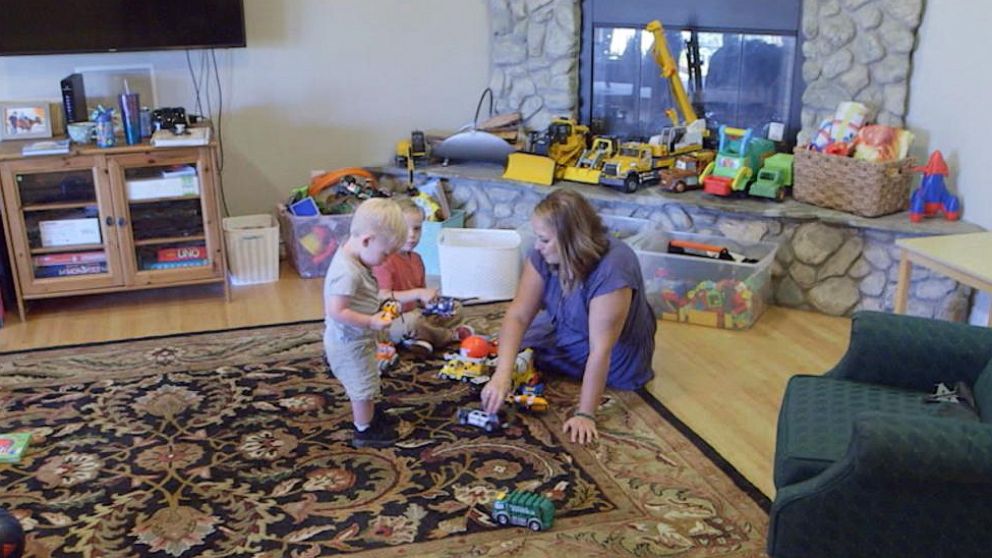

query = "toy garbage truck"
[749,153,794,202]
[490,490,555,531]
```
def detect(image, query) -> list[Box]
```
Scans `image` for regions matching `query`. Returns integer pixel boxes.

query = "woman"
[480,190,656,444]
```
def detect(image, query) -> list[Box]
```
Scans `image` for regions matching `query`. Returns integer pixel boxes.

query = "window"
[581,0,803,144]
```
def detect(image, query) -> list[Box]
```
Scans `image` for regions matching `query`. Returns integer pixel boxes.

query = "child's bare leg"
[352,399,374,428]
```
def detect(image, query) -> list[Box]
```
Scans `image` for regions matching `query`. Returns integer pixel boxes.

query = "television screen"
[0,0,246,56]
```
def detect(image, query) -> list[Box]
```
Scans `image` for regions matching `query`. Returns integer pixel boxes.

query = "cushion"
[774,375,979,488]
[973,362,992,422]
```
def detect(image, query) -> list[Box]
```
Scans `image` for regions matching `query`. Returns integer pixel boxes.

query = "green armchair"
[768,310,992,558]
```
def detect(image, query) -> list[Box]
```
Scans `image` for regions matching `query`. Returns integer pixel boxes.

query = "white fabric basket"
[439,228,521,300]
[223,214,280,285]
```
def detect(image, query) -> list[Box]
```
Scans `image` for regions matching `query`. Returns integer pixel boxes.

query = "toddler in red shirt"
[372,198,469,353]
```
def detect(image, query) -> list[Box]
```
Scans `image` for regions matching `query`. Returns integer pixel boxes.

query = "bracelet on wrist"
[573,411,596,422]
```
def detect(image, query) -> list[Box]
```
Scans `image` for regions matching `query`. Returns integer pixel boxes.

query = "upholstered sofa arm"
[849,412,992,481]
[826,311,992,391]
[768,412,992,558]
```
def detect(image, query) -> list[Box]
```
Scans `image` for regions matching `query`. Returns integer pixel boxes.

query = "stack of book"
[33,251,108,278]
[143,244,208,270]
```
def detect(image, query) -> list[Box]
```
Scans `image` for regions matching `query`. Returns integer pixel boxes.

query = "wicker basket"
[792,147,913,217]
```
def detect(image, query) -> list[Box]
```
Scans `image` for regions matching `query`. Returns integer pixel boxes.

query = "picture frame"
[0,101,54,141]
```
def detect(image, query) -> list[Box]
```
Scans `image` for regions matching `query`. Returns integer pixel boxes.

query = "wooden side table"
[894,232,992,326]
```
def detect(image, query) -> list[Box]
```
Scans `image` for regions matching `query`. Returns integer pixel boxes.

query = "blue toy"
[422,296,459,318]
[910,150,960,222]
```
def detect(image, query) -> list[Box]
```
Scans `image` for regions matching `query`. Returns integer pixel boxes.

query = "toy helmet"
[460,335,494,359]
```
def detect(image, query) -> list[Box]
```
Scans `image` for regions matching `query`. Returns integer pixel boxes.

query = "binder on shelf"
[33,251,106,267]
[126,175,200,201]
[157,245,207,262]
[34,262,108,278]
[38,218,101,247]
[142,258,209,270]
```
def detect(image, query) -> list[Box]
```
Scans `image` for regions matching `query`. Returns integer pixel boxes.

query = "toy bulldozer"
[561,136,619,184]
[503,117,589,186]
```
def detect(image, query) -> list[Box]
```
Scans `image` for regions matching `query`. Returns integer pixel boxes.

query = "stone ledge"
[374,163,983,236]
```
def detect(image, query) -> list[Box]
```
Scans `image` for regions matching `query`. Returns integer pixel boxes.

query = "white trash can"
[223,214,280,285]
[439,228,521,300]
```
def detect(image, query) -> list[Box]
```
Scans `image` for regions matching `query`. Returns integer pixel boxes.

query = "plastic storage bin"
[415,209,465,276]
[634,231,778,330]
[223,214,280,285]
[439,228,521,300]
[276,204,352,278]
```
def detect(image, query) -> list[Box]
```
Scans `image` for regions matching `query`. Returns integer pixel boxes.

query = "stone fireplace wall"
[488,0,926,144]
[798,0,925,144]
[487,0,581,132]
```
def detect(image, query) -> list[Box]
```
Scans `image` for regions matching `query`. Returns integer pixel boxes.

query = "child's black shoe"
[352,413,399,448]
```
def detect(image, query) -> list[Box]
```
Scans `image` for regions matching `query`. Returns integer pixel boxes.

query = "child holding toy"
[324,198,428,448]
[373,198,471,354]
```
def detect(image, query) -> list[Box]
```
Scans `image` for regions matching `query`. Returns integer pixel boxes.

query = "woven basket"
[792,147,913,217]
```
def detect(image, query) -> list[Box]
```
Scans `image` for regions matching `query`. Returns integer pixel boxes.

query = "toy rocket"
[910,150,960,222]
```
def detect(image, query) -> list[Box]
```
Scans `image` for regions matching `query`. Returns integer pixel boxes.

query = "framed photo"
[0,102,54,141]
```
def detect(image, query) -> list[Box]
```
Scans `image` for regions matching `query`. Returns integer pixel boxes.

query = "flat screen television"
[0,0,246,56]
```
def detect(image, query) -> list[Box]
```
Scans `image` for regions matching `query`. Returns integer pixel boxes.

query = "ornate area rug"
[0,307,768,557]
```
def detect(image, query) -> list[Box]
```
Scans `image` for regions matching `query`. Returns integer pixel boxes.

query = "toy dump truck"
[749,153,794,202]
[700,126,775,197]
[659,151,715,193]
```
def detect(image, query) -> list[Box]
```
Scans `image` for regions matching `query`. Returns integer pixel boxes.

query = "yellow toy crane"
[646,20,699,128]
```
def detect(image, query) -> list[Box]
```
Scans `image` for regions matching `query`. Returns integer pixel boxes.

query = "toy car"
[422,296,458,318]
[379,298,401,321]
[456,407,502,432]
[658,152,715,193]
[508,393,548,412]
[376,342,399,372]
[438,357,491,384]
[490,490,555,531]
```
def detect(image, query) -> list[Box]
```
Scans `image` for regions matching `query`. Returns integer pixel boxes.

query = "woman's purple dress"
[521,238,656,390]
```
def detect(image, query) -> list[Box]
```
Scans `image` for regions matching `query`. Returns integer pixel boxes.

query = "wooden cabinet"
[0,141,228,321]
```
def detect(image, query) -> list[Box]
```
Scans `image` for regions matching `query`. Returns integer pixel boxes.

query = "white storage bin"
[224,214,280,285]
[439,228,521,300]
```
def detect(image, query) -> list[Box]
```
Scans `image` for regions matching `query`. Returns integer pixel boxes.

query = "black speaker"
[60,73,88,127]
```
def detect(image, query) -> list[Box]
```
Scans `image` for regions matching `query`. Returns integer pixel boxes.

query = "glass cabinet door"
[0,159,123,294]
[109,150,221,283]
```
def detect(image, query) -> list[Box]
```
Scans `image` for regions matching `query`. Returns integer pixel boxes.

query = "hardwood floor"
[0,261,852,497]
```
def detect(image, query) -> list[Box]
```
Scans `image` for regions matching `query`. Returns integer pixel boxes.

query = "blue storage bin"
[415,209,465,276]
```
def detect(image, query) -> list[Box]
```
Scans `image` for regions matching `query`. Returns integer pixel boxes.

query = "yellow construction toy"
[561,136,619,184]
[503,117,589,186]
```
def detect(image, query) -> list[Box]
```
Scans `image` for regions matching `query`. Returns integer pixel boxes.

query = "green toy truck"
[749,153,794,202]
[490,490,555,531]
[700,126,775,197]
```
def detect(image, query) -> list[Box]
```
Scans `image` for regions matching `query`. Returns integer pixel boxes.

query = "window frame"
[579,0,804,144]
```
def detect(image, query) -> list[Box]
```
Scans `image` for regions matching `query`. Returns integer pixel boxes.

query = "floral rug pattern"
[0,309,767,557]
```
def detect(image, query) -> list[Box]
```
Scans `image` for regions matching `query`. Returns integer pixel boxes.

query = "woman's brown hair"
[533,190,609,292]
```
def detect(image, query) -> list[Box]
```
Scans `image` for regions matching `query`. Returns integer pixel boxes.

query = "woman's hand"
[562,415,598,444]
[480,373,511,414]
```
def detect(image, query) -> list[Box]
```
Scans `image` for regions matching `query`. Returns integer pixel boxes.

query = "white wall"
[906,2,992,325]
[906,2,991,229]
[0,0,491,215]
